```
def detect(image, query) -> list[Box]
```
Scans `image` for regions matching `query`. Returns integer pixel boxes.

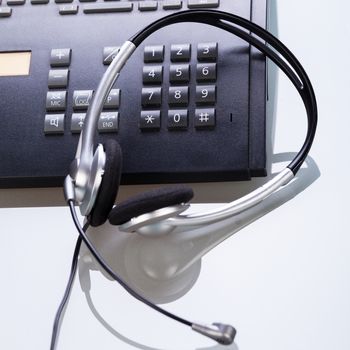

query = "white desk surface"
[1,1,350,349]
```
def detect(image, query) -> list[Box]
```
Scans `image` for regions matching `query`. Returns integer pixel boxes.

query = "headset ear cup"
[108,185,194,226]
[88,139,122,227]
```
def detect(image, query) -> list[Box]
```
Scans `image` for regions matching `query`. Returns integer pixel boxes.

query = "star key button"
[140,110,161,130]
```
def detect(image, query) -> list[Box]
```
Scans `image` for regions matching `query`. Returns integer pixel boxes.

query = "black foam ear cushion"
[88,139,122,227]
[108,185,194,226]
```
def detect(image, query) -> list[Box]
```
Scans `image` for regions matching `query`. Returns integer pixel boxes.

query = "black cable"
[68,200,193,328]
[50,227,86,350]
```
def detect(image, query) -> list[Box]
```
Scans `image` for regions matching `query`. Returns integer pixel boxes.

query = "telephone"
[0,0,267,188]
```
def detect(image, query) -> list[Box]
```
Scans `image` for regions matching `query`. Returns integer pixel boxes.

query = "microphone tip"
[192,322,236,345]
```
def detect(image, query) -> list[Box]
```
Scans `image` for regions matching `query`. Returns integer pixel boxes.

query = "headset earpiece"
[88,139,122,227]
[108,185,194,226]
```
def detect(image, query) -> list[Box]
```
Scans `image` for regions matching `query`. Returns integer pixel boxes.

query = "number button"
[168,86,189,106]
[168,110,188,130]
[143,65,163,84]
[195,85,216,105]
[169,64,190,83]
[140,110,161,130]
[144,45,165,63]
[171,44,191,62]
[197,42,218,62]
[141,87,162,107]
[196,63,217,82]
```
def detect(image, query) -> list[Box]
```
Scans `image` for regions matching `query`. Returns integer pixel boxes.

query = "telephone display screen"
[0,52,31,77]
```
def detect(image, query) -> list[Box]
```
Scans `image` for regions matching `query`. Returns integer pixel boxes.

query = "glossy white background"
[1,1,350,349]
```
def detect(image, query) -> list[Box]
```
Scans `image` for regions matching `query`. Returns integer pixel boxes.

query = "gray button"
[55,0,72,3]
[197,42,218,61]
[50,49,71,67]
[44,114,65,134]
[48,69,69,88]
[59,4,79,14]
[168,86,189,106]
[196,63,217,82]
[104,89,120,109]
[194,108,216,129]
[195,85,216,105]
[143,65,163,84]
[83,3,133,14]
[73,90,93,110]
[144,45,164,63]
[46,91,67,111]
[31,0,49,3]
[140,111,161,130]
[71,113,86,133]
[168,109,188,130]
[163,0,182,10]
[188,0,219,9]
[138,1,157,11]
[170,64,190,83]
[103,46,120,65]
[80,0,96,2]
[98,112,119,133]
[171,44,191,62]
[0,7,12,17]
[7,0,25,5]
[141,87,162,107]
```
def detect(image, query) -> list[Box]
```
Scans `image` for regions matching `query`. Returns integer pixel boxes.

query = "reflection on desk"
[76,154,320,349]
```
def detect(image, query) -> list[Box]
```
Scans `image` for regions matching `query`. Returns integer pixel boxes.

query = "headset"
[58,9,317,349]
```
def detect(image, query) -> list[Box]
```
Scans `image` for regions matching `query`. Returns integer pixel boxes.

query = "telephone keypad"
[168,110,188,130]
[59,5,79,15]
[196,63,217,82]
[171,44,191,62]
[138,1,158,11]
[141,87,162,107]
[197,42,218,61]
[169,64,190,84]
[188,0,220,9]
[140,110,161,130]
[48,69,69,88]
[46,91,67,111]
[163,0,182,10]
[144,45,165,63]
[103,46,120,65]
[98,112,119,133]
[195,85,216,105]
[168,86,189,106]
[73,90,93,110]
[142,41,218,130]
[71,113,86,133]
[50,48,71,67]
[194,108,216,129]
[143,65,164,84]
[104,89,120,109]
[44,114,65,134]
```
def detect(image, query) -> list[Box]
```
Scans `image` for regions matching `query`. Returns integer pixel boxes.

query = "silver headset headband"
[67,10,317,230]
